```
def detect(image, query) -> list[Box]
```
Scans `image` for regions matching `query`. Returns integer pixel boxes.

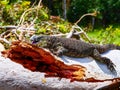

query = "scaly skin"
[30,35,120,73]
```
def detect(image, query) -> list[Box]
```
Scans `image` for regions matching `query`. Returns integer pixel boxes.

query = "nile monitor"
[30,35,120,73]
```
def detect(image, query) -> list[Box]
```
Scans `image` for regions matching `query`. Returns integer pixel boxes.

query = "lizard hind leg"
[91,49,116,73]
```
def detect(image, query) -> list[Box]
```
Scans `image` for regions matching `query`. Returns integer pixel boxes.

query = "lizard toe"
[103,58,116,73]
[107,62,116,73]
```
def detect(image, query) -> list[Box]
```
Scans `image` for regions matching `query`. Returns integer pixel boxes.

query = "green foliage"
[0,0,31,25]
[1,0,9,5]
[35,20,72,35]
[57,22,70,33]
[98,0,120,25]
[38,9,49,20]
[88,25,120,45]
[67,0,120,26]
[0,0,50,26]
[67,0,99,23]
[0,0,120,46]
[36,27,47,34]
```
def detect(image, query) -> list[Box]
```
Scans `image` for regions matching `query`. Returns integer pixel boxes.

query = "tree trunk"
[63,0,67,20]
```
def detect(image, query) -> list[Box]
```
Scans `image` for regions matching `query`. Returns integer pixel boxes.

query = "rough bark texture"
[1,42,120,89]
[2,41,85,81]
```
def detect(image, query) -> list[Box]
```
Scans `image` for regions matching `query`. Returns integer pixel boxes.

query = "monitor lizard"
[30,35,120,73]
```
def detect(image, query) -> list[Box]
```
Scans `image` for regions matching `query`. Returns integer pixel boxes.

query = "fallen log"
[1,41,120,89]
[2,41,86,81]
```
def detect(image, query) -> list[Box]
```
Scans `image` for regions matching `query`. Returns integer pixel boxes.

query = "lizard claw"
[104,58,116,73]
[108,62,116,73]
[55,50,63,56]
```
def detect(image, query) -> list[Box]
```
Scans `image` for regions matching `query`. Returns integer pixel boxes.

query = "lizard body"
[30,35,120,72]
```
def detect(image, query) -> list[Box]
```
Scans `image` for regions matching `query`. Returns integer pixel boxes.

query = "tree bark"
[63,0,67,20]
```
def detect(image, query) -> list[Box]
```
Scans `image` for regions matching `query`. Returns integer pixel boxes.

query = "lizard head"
[30,35,47,44]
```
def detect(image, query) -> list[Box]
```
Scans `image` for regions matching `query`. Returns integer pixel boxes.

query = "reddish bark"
[2,41,86,81]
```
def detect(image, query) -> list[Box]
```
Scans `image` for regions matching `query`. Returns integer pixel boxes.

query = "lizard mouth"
[31,40,43,46]
[31,40,37,44]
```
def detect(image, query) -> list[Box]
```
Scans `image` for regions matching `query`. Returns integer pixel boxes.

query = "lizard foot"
[54,50,63,56]
[103,57,116,73]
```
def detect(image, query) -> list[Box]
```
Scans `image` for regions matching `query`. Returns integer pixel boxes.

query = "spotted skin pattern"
[30,35,120,73]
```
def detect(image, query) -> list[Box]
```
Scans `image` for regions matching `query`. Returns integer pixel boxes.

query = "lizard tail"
[95,44,120,54]
[116,45,120,50]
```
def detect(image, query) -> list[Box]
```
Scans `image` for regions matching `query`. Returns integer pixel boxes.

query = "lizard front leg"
[55,46,68,56]
[91,49,116,73]
[50,42,68,56]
